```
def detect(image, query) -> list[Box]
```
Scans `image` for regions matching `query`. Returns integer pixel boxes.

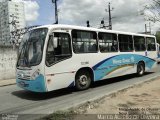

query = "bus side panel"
[45,59,76,91]
[93,53,157,81]
[145,51,157,71]
[101,64,137,80]
[45,53,112,91]
[45,52,157,92]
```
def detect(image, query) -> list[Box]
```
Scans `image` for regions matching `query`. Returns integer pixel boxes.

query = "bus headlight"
[31,69,40,80]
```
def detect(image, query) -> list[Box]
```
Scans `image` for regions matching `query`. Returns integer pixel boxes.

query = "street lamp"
[52,0,58,24]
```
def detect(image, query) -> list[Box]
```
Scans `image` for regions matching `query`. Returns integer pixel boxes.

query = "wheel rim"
[78,75,88,86]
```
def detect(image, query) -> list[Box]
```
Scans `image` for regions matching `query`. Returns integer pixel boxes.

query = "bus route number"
[81,61,89,65]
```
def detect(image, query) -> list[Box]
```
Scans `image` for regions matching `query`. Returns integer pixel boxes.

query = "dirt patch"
[76,78,160,115]
[41,77,160,120]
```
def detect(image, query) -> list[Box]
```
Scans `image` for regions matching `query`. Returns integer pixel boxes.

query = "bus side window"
[72,30,98,53]
[54,42,62,55]
[119,34,133,52]
[134,36,146,52]
[46,33,72,66]
[146,37,156,51]
[98,32,118,53]
[46,35,55,65]
[73,41,80,53]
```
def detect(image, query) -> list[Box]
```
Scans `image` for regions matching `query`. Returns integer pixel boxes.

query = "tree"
[156,31,160,44]
[144,0,160,22]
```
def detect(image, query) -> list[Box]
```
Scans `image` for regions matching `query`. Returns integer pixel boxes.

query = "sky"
[3,0,160,34]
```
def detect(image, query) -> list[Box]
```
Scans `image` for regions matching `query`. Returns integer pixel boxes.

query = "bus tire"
[137,62,145,76]
[75,70,91,90]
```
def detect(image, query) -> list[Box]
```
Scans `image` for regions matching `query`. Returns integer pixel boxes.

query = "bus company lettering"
[112,57,135,65]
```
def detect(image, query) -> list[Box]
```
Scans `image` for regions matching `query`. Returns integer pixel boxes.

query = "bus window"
[119,34,133,52]
[98,32,118,52]
[134,36,146,51]
[17,28,48,67]
[46,33,72,66]
[72,30,98,53]
[146,37,156,51]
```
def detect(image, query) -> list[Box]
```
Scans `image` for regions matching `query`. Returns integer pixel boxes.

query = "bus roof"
[35,24,155,38]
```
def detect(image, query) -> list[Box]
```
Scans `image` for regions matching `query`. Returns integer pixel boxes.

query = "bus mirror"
[53,37,58,48]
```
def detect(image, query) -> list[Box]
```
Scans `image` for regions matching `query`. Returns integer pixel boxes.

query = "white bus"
[16,25,158,92]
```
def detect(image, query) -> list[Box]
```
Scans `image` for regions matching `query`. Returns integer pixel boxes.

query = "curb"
[0,79,16,87]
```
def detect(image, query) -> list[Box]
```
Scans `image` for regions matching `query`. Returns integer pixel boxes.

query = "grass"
[39,110,76,120]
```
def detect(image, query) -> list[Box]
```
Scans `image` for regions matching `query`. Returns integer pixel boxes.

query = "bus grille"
[17,74,31,80]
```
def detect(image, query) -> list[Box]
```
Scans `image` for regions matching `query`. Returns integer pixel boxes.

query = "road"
[0,65,160,120]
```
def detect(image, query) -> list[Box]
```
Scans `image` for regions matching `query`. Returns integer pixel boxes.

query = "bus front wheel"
[137,62,145,76]
[75,70,91,90]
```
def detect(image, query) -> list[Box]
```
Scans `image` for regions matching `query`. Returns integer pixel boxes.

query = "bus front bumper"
[16,74,47,92]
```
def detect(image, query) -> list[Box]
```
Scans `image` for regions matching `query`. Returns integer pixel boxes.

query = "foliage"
[156,31,160,44]
[40,110,76,120]
[144,0,160,22]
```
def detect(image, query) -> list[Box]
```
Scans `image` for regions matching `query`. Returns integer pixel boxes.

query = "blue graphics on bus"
[158,52,160,58]
[16,74,47,92]
[93,54,156,81]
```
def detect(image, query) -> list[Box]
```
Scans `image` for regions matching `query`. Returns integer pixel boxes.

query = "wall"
[0,46,17,80]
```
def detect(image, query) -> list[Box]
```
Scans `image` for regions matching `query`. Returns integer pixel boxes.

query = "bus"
[16,24,158,92]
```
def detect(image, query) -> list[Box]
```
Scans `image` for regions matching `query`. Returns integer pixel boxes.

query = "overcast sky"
[2,0,160,34]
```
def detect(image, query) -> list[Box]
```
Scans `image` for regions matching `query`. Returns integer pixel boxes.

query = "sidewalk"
[0,79,16,87]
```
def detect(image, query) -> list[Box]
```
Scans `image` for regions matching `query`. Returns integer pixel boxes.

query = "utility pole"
[105,2,114,30]
[52,0,58,24]
[145,24,147,34]
[108,3,112,30]
[149,22,151,34]
[145,22,152,34]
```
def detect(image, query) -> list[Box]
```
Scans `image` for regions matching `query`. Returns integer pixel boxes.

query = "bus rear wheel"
[137,62,145,76]
[75,70,91,90]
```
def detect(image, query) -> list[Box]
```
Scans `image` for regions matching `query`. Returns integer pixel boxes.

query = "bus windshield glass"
[17,28,48,67]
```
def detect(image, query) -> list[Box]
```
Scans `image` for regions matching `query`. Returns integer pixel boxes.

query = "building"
[0,0,26,46]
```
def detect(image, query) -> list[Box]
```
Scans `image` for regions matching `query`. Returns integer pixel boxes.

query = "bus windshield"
[17,28,48,67]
